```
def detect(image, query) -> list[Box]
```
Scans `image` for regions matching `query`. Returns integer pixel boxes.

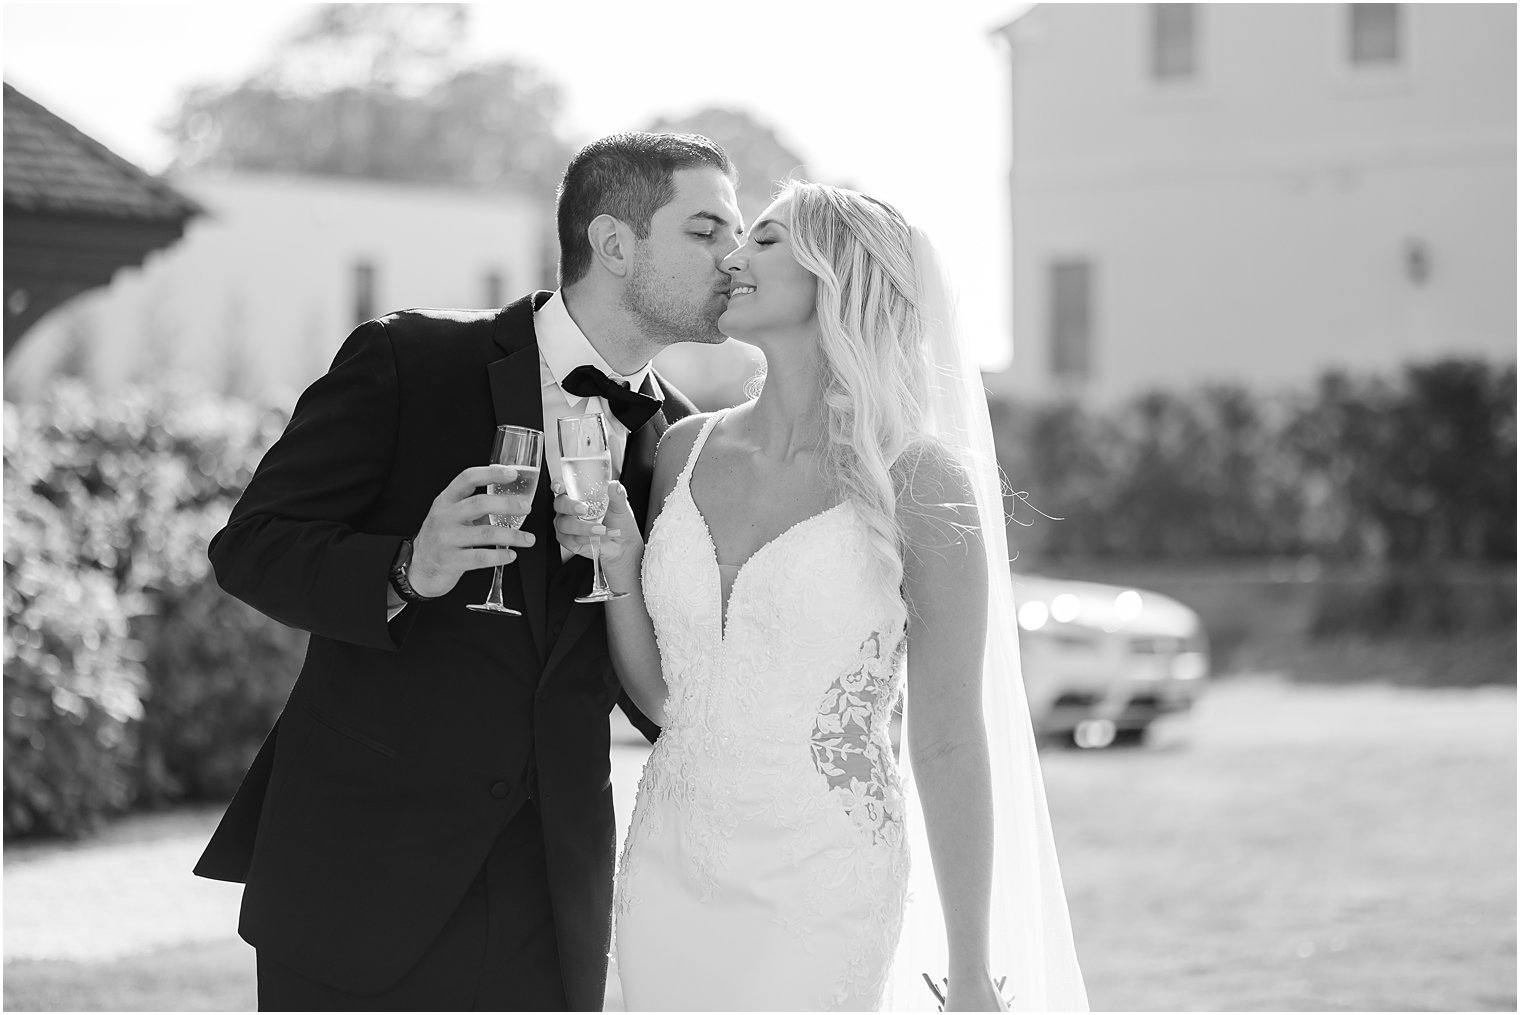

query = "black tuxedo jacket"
[194,292,690,1006]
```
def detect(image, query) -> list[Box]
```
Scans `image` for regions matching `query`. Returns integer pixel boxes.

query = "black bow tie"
[561,364,664,432]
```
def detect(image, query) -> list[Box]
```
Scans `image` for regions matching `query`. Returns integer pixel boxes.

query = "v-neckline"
[683,484,849,642]
[681,410,848,641]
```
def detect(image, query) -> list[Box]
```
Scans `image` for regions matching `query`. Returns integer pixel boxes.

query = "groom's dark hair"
[556,132,735,286]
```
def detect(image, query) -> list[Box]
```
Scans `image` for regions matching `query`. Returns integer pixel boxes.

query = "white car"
[1010,573,1209,747]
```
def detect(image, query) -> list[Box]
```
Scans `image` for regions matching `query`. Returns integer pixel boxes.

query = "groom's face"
[621,167,743,346]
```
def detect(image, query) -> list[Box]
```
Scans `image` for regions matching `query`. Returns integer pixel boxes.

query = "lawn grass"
[1046,679,1516,1011]
[4,677,1514,1012]
[4,938,254,1011]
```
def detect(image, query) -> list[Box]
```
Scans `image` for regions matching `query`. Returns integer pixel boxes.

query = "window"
[1348,4,1401,66]
[483,269,505,308]
[353,260,376,324]
[1048,260,1094,382]
[1151,4,1198,82]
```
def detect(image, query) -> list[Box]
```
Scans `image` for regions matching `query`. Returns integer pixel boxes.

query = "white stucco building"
[5,171,553,406]
[990,3,1516,403]
[4,168,764,411]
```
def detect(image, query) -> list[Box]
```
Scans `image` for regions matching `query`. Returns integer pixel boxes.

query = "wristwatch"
[388,537,440,604]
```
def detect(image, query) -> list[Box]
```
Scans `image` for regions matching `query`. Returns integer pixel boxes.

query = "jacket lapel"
[487,292,554,664]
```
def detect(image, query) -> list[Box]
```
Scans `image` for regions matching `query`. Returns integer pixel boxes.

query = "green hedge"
[4,466,143,837]
[3,382,301,838]
[994,358,1517,568]
[992,358,1516,652]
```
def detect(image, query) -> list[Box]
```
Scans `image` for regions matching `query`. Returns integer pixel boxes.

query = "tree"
[645,108,816,225]
[161,4,572,196]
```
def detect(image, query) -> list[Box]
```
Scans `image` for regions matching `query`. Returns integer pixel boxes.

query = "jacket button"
[490,781,509,799]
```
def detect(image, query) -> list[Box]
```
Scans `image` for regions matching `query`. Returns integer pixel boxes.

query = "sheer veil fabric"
[883,227,1089,1012]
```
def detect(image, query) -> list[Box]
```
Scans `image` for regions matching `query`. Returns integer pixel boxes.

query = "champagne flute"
[556,412,628,603]
[466,424,543,616]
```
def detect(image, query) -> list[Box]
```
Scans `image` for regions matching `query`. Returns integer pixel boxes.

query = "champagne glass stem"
[487,563,506,608]
[589,533,608,595]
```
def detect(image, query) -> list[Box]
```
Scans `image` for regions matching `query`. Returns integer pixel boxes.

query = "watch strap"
[389,537,441,604]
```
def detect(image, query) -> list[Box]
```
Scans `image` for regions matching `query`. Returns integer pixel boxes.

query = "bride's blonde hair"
[774,180,945,594]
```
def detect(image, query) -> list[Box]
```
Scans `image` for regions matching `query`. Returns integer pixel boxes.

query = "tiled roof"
[3,82,201,221]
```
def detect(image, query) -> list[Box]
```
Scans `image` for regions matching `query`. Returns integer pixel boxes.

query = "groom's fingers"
[456,491,534,523]
[458,526,535,549]
[461,547,519,568]
[439,464,519,504]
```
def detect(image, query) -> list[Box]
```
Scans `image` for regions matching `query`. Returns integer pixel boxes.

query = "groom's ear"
[587,214,635,279]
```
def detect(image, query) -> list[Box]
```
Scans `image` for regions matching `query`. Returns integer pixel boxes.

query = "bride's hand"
[552,480,643,581]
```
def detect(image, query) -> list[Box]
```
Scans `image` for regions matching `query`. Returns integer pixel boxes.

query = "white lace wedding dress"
[614,409,911,1011]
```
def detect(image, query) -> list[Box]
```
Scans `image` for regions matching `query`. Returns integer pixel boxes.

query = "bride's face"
[717,196,818,342]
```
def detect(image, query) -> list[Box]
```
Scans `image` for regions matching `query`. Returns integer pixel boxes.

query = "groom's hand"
[409,465,536,598]
[552,480,642,579]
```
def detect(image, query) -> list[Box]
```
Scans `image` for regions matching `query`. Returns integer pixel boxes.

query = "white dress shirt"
[534,290,651,493]
[388,291,653,617]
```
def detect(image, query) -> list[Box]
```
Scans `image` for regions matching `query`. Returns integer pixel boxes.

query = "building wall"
[5,172,551,405]
[998,3,1516,403]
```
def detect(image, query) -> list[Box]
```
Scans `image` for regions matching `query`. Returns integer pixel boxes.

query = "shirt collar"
[535,290,653,396]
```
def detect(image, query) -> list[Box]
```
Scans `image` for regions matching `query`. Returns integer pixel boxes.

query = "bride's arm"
[553,415,706,727]
[599,479,665,725]
[901,452,1004,1012]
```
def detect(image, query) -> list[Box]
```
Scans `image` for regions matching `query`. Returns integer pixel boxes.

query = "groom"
[195,132,743,1010]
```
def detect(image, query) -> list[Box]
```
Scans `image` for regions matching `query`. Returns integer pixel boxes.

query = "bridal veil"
[883,227,1089,1012]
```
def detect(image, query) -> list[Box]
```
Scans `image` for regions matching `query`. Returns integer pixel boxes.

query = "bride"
[553,182,1087,1012]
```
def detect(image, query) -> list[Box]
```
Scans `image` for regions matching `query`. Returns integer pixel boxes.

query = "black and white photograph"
[2,2,1515,1011]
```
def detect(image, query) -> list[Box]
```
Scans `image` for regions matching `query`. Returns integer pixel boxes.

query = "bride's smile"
[717,200,819,342]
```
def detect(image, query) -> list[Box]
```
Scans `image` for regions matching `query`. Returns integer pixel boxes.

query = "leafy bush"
[995,357,1516,569]
[4,382,299,838]
[995,387,1310,561]
[992,397,1125,558]
[1284,360,1517,561]
[993,358,1515,660]
[136,574,305,804]
[3,457,144,837]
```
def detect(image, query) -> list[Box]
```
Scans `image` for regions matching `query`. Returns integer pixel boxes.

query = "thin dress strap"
[675,407,730,494]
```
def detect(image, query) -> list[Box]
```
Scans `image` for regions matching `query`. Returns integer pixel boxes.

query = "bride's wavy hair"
[774,180,944,594]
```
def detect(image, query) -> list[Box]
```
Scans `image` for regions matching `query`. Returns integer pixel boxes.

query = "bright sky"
[2,0,1028,368]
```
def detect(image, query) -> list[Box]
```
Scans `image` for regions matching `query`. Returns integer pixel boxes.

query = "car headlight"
[1049,593,1081,624]
[1017,600,1049,631]
[1114,589,1143,622]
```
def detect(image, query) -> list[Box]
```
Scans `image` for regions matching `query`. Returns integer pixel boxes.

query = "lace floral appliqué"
[810,629,908,849]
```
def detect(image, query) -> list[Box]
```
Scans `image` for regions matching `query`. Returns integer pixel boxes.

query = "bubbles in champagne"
[561,454,612,523]
[488,472,538,531]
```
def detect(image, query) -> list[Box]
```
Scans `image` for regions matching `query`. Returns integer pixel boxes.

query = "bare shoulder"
[654,411,717,478]
[645,411,719,521]
[894,440,982,557]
